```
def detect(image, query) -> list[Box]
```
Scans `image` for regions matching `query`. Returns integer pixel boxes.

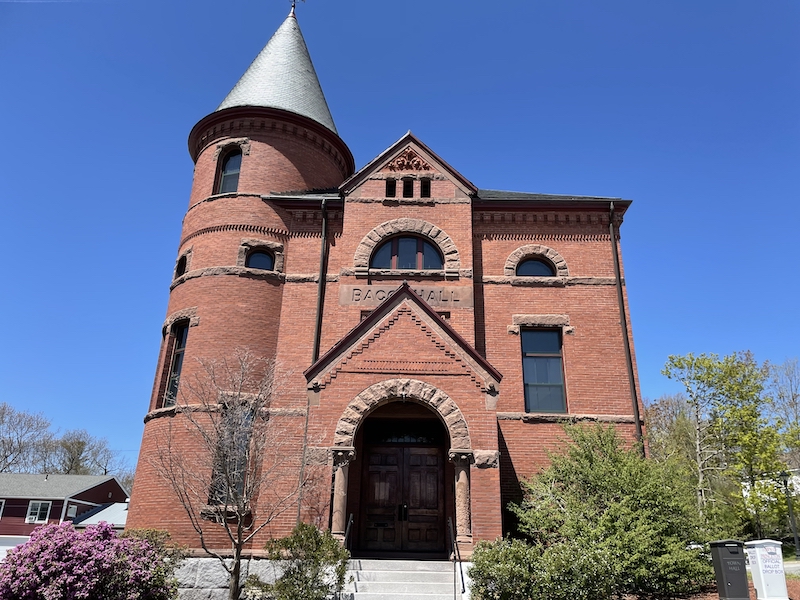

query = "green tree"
[662,351,787,538]
[469,425,712,600]
[662,353,727,520]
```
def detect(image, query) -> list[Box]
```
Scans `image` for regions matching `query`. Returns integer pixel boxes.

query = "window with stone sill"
[245,249,274,271]
[521,329,566,413]
[370,236,444,270]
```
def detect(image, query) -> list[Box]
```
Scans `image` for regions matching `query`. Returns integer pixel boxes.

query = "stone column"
[330,447,355,540]
[448,449,474,544]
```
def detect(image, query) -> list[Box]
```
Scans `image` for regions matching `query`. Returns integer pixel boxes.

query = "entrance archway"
[329,379,474,557]
[351,403,450,556]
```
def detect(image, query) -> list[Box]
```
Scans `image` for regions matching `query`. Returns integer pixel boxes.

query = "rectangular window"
[402,178,414,198]
[521,329,565,413]
[208,406,253,506]
[163,323,189,407]
[26,501,51,524]
[385,178,396,197]
[420,178,431,198]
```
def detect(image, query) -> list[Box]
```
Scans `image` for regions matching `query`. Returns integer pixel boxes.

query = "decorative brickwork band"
[353,219,460,274]
[504,244,569,277]
[333,379,471,449]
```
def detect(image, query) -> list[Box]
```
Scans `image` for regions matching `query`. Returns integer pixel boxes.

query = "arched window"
[245,250,274,271]
[370,236,443,270]
[217,150,242,194]
[516,258,556,277]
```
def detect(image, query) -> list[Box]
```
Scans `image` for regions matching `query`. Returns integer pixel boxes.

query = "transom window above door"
[370,236,443,270]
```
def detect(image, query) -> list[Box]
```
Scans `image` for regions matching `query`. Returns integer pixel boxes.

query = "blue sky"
[0,0,798,467]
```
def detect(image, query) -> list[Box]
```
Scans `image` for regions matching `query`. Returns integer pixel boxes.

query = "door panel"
[361,447,402,551]
[360,445,444,554]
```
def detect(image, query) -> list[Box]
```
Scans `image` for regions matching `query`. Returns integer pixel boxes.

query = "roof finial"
[290,0,296,17]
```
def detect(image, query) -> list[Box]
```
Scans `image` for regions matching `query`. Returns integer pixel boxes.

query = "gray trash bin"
[710,540,751,600]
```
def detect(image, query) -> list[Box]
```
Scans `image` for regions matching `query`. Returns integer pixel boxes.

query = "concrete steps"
[344,559,464,600]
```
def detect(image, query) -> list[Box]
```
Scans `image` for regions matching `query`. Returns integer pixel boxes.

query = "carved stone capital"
[448,449,475,465]
[332,447,356,468]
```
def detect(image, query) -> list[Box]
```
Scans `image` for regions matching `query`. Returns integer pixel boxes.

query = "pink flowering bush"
[0,522,179,600]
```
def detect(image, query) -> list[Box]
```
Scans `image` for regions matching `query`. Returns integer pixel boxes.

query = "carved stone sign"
[339,285,473,308]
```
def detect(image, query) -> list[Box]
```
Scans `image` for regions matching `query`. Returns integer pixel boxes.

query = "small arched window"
[217,150,242,194]
[516,258,556,277]
[370,236,443,270]
[245,250,274,271]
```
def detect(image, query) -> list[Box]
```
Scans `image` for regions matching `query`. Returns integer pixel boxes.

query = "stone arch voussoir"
[353,219,460,271]
[504,244,569,276]
[333,379,471,449]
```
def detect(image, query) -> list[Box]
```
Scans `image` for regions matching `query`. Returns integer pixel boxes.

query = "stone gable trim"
[504,244,568,277]
[311,303,494,393]
[353,218,460,276]
[333,379,472,449]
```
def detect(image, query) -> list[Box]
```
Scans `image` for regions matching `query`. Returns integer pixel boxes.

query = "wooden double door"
[359,445,445,554]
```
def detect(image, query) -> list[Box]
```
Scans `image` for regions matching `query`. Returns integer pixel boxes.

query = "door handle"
[398,503,408,521]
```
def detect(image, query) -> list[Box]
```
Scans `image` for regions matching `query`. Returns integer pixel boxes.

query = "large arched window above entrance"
[505,244,569,277]
[354,218,459,275]
[370,236,443,270]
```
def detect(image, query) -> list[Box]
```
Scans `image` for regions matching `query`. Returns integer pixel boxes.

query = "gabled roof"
[0,474,121,499]
[216,8,338,134]
[339,132,478,197]
[72,502,128,529]
[305,282,501,386]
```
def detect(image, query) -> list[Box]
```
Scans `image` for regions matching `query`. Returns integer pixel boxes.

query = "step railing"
[447,517,466,598]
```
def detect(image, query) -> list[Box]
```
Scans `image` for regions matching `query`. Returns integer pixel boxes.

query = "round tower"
[127,9,354,543]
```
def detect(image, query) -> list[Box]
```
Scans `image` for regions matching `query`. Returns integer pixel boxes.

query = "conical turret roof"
[216,9,338,134]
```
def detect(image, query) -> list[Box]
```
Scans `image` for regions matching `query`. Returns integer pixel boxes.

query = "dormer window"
[217,150,242,194]
[370,236,443,270]
[402,178,414,198]
[516,258,556,277]
[386,178,397,198]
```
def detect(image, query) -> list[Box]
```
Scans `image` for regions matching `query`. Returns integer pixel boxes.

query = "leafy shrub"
[244,523,349,600]
[0,522,181,600]
[469,425,714,600]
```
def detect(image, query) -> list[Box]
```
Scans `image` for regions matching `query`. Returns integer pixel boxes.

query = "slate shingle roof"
[216,10,338,134]
[0,473,117,499]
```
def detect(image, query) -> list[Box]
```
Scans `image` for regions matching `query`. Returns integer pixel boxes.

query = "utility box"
[745,539,789,600]
[710,540,751,600]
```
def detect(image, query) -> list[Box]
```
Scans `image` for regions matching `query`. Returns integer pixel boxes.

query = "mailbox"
[710,540,751,600]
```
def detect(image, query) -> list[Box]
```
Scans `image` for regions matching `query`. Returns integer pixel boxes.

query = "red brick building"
[128,9,643,558]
